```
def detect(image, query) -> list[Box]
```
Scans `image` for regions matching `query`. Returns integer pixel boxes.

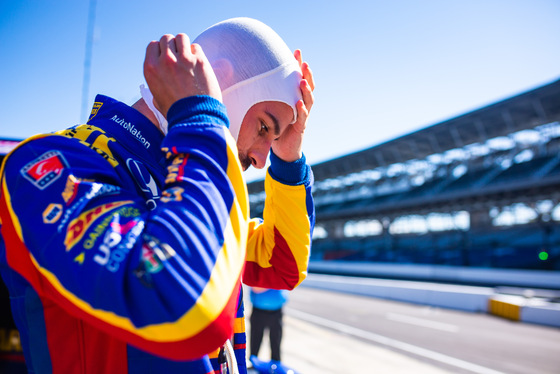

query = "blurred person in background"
[249,287,289,366]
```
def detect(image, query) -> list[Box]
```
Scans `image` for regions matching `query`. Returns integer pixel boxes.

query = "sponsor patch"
[62,175,80,204]
[61,175,95,205]
[64,200,132,251]
[111,115,151,149]
[21,151,68,190]
[126,158,160,210]
[134,235,176,287]
[56,184,122,234]
[83,206,140,249]
[57,125,118,167]
[140,244,164,274]
[43,203,63,224]
[94,220,144,273]
[89,101,103,121]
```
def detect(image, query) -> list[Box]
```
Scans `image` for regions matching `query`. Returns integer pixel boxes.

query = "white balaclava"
[194,17,303,141]
[141,18,302,140]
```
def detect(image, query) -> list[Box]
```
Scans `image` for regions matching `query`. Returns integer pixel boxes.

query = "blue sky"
[1,1,559,181]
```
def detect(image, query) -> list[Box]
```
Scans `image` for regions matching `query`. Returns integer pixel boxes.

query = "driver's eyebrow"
[265,110,281,137]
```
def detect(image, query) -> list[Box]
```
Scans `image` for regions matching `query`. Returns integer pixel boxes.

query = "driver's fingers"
[301,79,314,111]
[174,33,192,57]
[302,62,315,92]
[145,40,161,66]
[293,99,308,133]
[294,49,303,66]
[159,34,177,56]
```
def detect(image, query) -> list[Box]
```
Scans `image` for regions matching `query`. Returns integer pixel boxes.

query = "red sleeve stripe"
[243,227,300,289]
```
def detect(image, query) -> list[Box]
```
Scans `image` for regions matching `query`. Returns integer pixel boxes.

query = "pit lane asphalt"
[245,284,560,374]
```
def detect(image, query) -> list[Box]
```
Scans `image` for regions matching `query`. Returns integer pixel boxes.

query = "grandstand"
[249,78,560,271]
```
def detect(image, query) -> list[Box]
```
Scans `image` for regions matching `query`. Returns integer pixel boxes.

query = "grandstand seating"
[443,166,495,192]
[490,155,556,185]
[307,141,560,270]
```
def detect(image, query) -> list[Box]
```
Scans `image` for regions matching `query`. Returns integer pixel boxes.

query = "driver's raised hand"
[143,33,222,117]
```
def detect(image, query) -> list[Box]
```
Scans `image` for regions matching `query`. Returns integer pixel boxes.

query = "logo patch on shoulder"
[89,102,103,121]
[21,151,69,190]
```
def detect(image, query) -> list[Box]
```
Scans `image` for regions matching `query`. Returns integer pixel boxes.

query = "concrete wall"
[308,261,560,289]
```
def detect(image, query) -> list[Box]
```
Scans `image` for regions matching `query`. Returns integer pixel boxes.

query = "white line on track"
[287,308,505,374]
[385,313,460,333]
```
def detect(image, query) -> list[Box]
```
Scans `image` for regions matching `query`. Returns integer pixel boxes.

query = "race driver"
[0,17,315,373]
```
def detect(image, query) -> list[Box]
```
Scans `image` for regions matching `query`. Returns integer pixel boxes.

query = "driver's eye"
[260,120,269,134]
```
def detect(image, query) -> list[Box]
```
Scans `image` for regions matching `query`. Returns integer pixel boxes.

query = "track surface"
[281,286,560,374]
